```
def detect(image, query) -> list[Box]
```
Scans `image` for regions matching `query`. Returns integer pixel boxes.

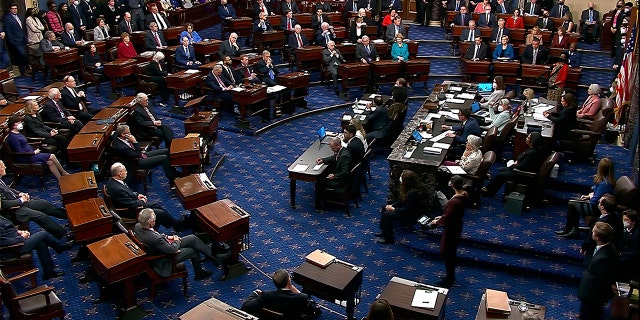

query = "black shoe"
[54,239,75,254]
[554,228,570,235]
[561,228,580,239]
[436,278,454,288]
[375,237,394,244]
[195,269,213,280]
[43,270,65,280]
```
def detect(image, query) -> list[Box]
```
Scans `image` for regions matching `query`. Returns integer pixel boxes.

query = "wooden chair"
[506,151,561,207]
[614,176,638,211]
[466,151,496,208]
[102,185,141,230]
[0,269,65,320]
[0,242,37,288]
[322,163,362,216]
[126,228,188,300]
[0,140,49,188]
[359,147,374,195]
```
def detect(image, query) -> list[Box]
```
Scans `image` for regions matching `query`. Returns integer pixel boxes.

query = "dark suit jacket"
[0,181,26,209]
[385,23,407,42]
[60,86,85,111]
[580,9,599,23]
[490,27,510,42]
[347,137,365,165]
[566,50,581,67]
[145,60,168,82]
[459,28,479,41]
[281,1,301,14]
[69,4,87,29]
[41,99,72,124]
[23,115,54,139]
[83,51,102,67]
[61,30,81,46]
[316,2,331,12]
[547,106,577,140]
[523,2,541,16]
[358,0,377,10]
[253,19,273,32]
[577,242,618,304]
[321,147,352,191]
[288,32,310,50]
[322,48,344,73]
[355,43,378,62]
[105,177,144,210]
[346,0,360,11]
[220,65,242,85]
[205,71,232,93]
[619,226,639,278]
[550,4,570,18]
[464,43,488,60]
[218,4,237,19]
[218,40,240,59]
[237,63,261,83]
[536,17,554,30]
[477,13,497,27]
[280,16,299,30]
[111,136,143,160]
[117,19,137,34]
[255,58,280,80]
[145,12,171,29]
[132,104,159,129]
[520,45,548,64]
[315,29,336,47]
[447,0,467,11]
[133,223,181,277]
[451,117,481,144]
[174,45,197,68]
[145,30,167,50]
[366,104,390,137]
[253,2,274,17]
[383,0,402,11]
[40,38,64,52]
[3,14,27,45]
[495,2,510,13]
[242,289,312,319]
[452,13,471,26]
[311,14,330,30]
[513,146,547,172]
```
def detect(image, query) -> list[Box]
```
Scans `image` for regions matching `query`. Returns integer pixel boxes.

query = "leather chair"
[466,151,496,208]
[0,78,36,102]
[505,151,561,207]
[79,56,107,94]
[481,126,497,154]
[0,269,65,320]
[0,140,49,188]
[559,98,614,164]
[614,176,638,211]
[135,62,160,104]
[0,242,37,288]
[504,90,516,100]
[494,115,518,159]
[102,185,141,230]
[322,163,362,216]
[107,47,119,61]
[124,227,188,300]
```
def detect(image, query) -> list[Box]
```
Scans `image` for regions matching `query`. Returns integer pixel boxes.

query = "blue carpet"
[4,22,634,320]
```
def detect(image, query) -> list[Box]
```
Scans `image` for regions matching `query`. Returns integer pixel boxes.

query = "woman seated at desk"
[543,92,577,141]
[391,34,409,61]
[480,76,506,109]
[349,16,367,43]
[180,22,203,44]
[117,32,137,59]
[93,18,111,40]
[438,135,483,196]
[492,35,515,60]
[6,115,68,180]
[550,27,569,49]
[376,170,421,244]
[487,98,513,133]
[83,43,104,74]
[577,84,601,119]
[562,12,575,34]
[22,100,68,151]
[505,9,524,29]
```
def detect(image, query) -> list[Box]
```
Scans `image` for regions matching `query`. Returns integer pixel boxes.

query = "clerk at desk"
[441,108,481,157]
[314,137,352,209]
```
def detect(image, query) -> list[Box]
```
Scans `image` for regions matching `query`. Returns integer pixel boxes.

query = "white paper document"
[533,113,551,121]
[446,166,467,175]
[231,87,245,92]
[184,69,199,74]
[292,164,309,172]
[342,114,352,121]
[449,86,463,92]
[432,142,451,149]
[446,98,466,104]
[457,93,475,100]
[430,130,454,142]
[411,289,438,309]
[267,85,287,93]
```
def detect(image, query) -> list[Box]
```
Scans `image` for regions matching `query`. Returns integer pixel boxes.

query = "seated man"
[145,51,170,102]
[218,33,240,60]
[174,36,201,69]
[41,88,84,134]
[221,55,243,86]
[536,10,554,31]
[580,3,600,43]
[477,4,496,27]
[60,22,84,47]
[464,36,488,60]
[130,93,175,147]
[205,65,235,109]
[144,22,167,51]
[521,37,549,65]
[218,0,237,20]
[281,0,301,14]
[365,96,391,139]
[0,215,70,280]
[60,75,100,122]
[254,12,273,33]
[355,35,379,63]
[490,18,511,42]
[40,30,64,53]
[440,108,480,155]
[459,20,478,42]
[343,124,365,165]
[255,50,280,86]
[452,6,471,26]
[0,93,10,108]
[134,208,220,281]
[315,22,336,47]
[241,269,321,318]
[385,16,407,43]
[288,24,309,51]
[314,137,352,209]
[106,162,183,230]
[310,8,330,30]
[111,124,176,183]
[280,10,298,31]
[0,161,70,241]
[237,54,261,84]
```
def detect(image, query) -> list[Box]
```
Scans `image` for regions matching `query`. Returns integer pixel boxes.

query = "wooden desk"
[166,70,203,106]
[65,197,113,243]
[162,26,184,45]
[520,63,550,87]
[92,107,129,122]
[254,30,285,51]
[336,43,357,62]
[293,13,313,27]
[491,60,520,84]
[180,297,258,320]
[0,103,25,116]
[292,259,363,320]
[195,199,250,263]
[225,17,253,37]
[0,69,9,81]
[34,82,65,93]
[174,173,217,211]
[43,48,80,79]
[193,40,222,62]
[475,293,545,320]
[78,120,116,135]
[378,277,449,320]
[338,62,370,89]
[170,137,202,173]
[104,59,137,94]
[372,60,402,84]
[461,59,491,82]
[294,45,324,71]
[513,98,556,158]
[287,137,335,207]
[59,171,98,205]
[276,71,311,112]
[184,111,219,150]
[129,31,147,50]
[86,233,147,309]
[232,84,268,123]
[67,133,107,170]
[108,96,137,109]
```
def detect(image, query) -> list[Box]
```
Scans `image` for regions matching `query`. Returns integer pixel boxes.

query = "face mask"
[73,0,79,5]
[624,8,630,12]
[623,221,631,229]
[399,176,403,184]
[497,106,504,112]
[16,123,23,130]
[492,82,497,89]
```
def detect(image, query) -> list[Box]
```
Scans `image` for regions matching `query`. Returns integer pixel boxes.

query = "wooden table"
[92,107,129,122]
[169,136,203,173]
[292,258,363,320]
[67,133,107,171]
[59,171,98,205]
[378,276,449,320]
[103,59,137,95]
[276,71,311,112]
[193,40,222,62]
[491,60,520,84]
[294,45,324,72]
[165,70,203,106]
[254,30,285,51]
[108,96,137,109]
[232,84,268,123]
[461,59,491,82]
[162,26,184,45]
[195,199,250,264]
[174,173,217,211]
[404,59,431,86]
[180,297,258,320]
[224,17,253,37]
[0,103,25,116]
[475,293,545,320]
[64,197,113,243]
[43,48,80,79]
[287,137,335,207]
[372,60,402,84]
[78,120,116,135]
[86,233,147,309]
[338,62,371,90]
[184,111,219,154]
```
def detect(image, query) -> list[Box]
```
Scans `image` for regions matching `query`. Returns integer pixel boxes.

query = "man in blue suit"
[0,19,11,69]
[477,4,497,27]
[383,0,402,11]
[174,36,201,69]
[3,4,28,75]
[218,0,237,20]
[204,65,234,110]
[442,108,481,157]
[447,0,467,11]
[452,6,471,26]
[68,0,87,33]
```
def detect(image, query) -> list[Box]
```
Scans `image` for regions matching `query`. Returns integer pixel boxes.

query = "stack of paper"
[411,289,438,310]
[423,147,441,154]
[306,249,335,268]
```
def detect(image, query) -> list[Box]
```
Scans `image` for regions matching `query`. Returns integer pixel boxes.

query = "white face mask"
[73,0,79,5]
[623,221,631,229]
[399,176,403,184]
[492,82,497,89]
[621,27,628,33]
[16,123,23,130]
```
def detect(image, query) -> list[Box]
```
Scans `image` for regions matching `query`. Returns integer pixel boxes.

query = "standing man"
[577,221,618,320]
[118,12,137,34]
[322,41,345,98]
[355,35,379,92]
[288,24,309,51]
[3,4,28,75]
[69,0,87,34]
[127,0,146,31]
[145,5,170,30]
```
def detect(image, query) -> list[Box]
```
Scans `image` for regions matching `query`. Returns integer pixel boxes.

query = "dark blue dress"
[6,132,51,164]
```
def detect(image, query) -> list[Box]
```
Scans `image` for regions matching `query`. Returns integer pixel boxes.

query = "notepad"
[184,69,199,74]
[449,86,463,92]
[22,96,40,100]
[432,142,451,149]
[292,164,309,172]
[423,147,442,154]
[446,98,465,104]
[342,114,353,121]
[267,85,287,93]
[446,165,466,175]
[313,164,323,171]
[457,93,475,100]
[430,130,453,142]
[231,87,246,92]
[411,289,438,309]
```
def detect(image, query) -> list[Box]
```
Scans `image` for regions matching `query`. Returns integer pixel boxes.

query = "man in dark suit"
[359,0,377,11]
[0,21,10,70]
[68,0,87,33]
[218,33,240,60]
[578,194,624,250]
[443,108,481,145]
[144,22,167,50]
[521,38,548,64]
[314,137,352,208]
[145,51,170,101]
[80,0,96,29]
[464,36,488,60]
[316,0,331,12]
[241,269,320,318]
[145,5,170,30]
[565,42,581,67]
[310,8,331,30]
[490,18,511,42]
[580,2,600,43]
[237,54,261,84]
[495,0,510,13]
[60,23,84,47]
[619,209,639,281]
[281,0,301,14]
[346,0,360,12]
[218,0,237,20]
[0,160,69,240]
[577,221,618,320]
[106,162,182,230]
[536,10,554,30]
[220,55,242,86]
[255,50,280,86]
[174,36,201,69]
[3,4,28,74]
[127,0,146,30]
[315,22,336,47]
[322,41,345,97]
[41,88,84,134]
[482,132,548,196]
[280,10,298,31]
[118,12,137,34]
[60,75,99,122]
[459,20,478,42]
[253,12,273,33]
[383,0,402,11]
[288,25,310,50]
[452,6,471,26]
[524,0,541,16]
[550,0,570,18]
[254,0,274,17]
[130,93,175,147]
[365,96,390,139]
[343,125,365,165]
[134,208,216,280]
[477,4,496,27]
[385,16,407,43]
[111,124,176,183]
[355,35,378,63]
[205,65,235,109]
[447,0,467,11]
[40,31,64,52]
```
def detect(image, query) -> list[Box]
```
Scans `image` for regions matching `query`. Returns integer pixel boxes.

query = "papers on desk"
[445,165,466,175]
[533,104,554,113]
[184,69,199,74]
[445,93,454,100]
[305,249,335,268]
[456,93,475,100]
[403,146,417,158]
[22,95,40,100]
[389,276,449,294]
[198,173,216,189]
[533,113,551,121]
[231,87,245,92]
[267,85,287,93]
[430,130,454,142]
[425,113,441,122]
[368,94,380,99]
[423,147,442,154]
[449,86,463,92]
[432,142,451,149]
[292,164,309,172]
[372,39,385,43]
[446,98,465,104]
[140,51,155,57]
[353,109,364,114]
[411,289,438,310]
[342,114,352,121]
[419,131,433,139]
[357,100,371,107]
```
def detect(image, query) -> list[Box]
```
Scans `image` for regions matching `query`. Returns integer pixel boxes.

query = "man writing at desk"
[314,137,352,210]
[441,108,481,156]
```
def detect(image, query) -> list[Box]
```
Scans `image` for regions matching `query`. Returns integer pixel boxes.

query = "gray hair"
[466,134,482,150]
[137,208,156,228]
[136,92,148,101]
[588,83,601,95]
[110,162,126,176]
[153,51,165,62]
[116,124,129,136]
[44,30,55,39]
[47,88,60,99]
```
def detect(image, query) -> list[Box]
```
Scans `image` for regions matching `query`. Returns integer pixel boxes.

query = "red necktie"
[297,34,303,47]
[154,32,161,46]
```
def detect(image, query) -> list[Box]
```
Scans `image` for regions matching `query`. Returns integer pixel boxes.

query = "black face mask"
[616,4,622,8]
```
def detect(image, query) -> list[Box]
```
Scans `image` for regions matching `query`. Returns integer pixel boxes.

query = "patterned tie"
[154,32,161,46]
[297,34,303,47]
[0,179,19,198]
[144,107,156,121]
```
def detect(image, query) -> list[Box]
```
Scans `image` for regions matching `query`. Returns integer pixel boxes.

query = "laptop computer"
[478,82,493,93]
[317,126,331,144]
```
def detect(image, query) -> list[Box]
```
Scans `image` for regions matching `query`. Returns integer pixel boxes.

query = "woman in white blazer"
[93,18,111,41]
[26,8,45,44]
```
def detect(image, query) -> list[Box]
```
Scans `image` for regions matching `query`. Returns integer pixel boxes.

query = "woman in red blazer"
[551,27,570,49]
[117,32,137,59]
[506,9,525,29]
